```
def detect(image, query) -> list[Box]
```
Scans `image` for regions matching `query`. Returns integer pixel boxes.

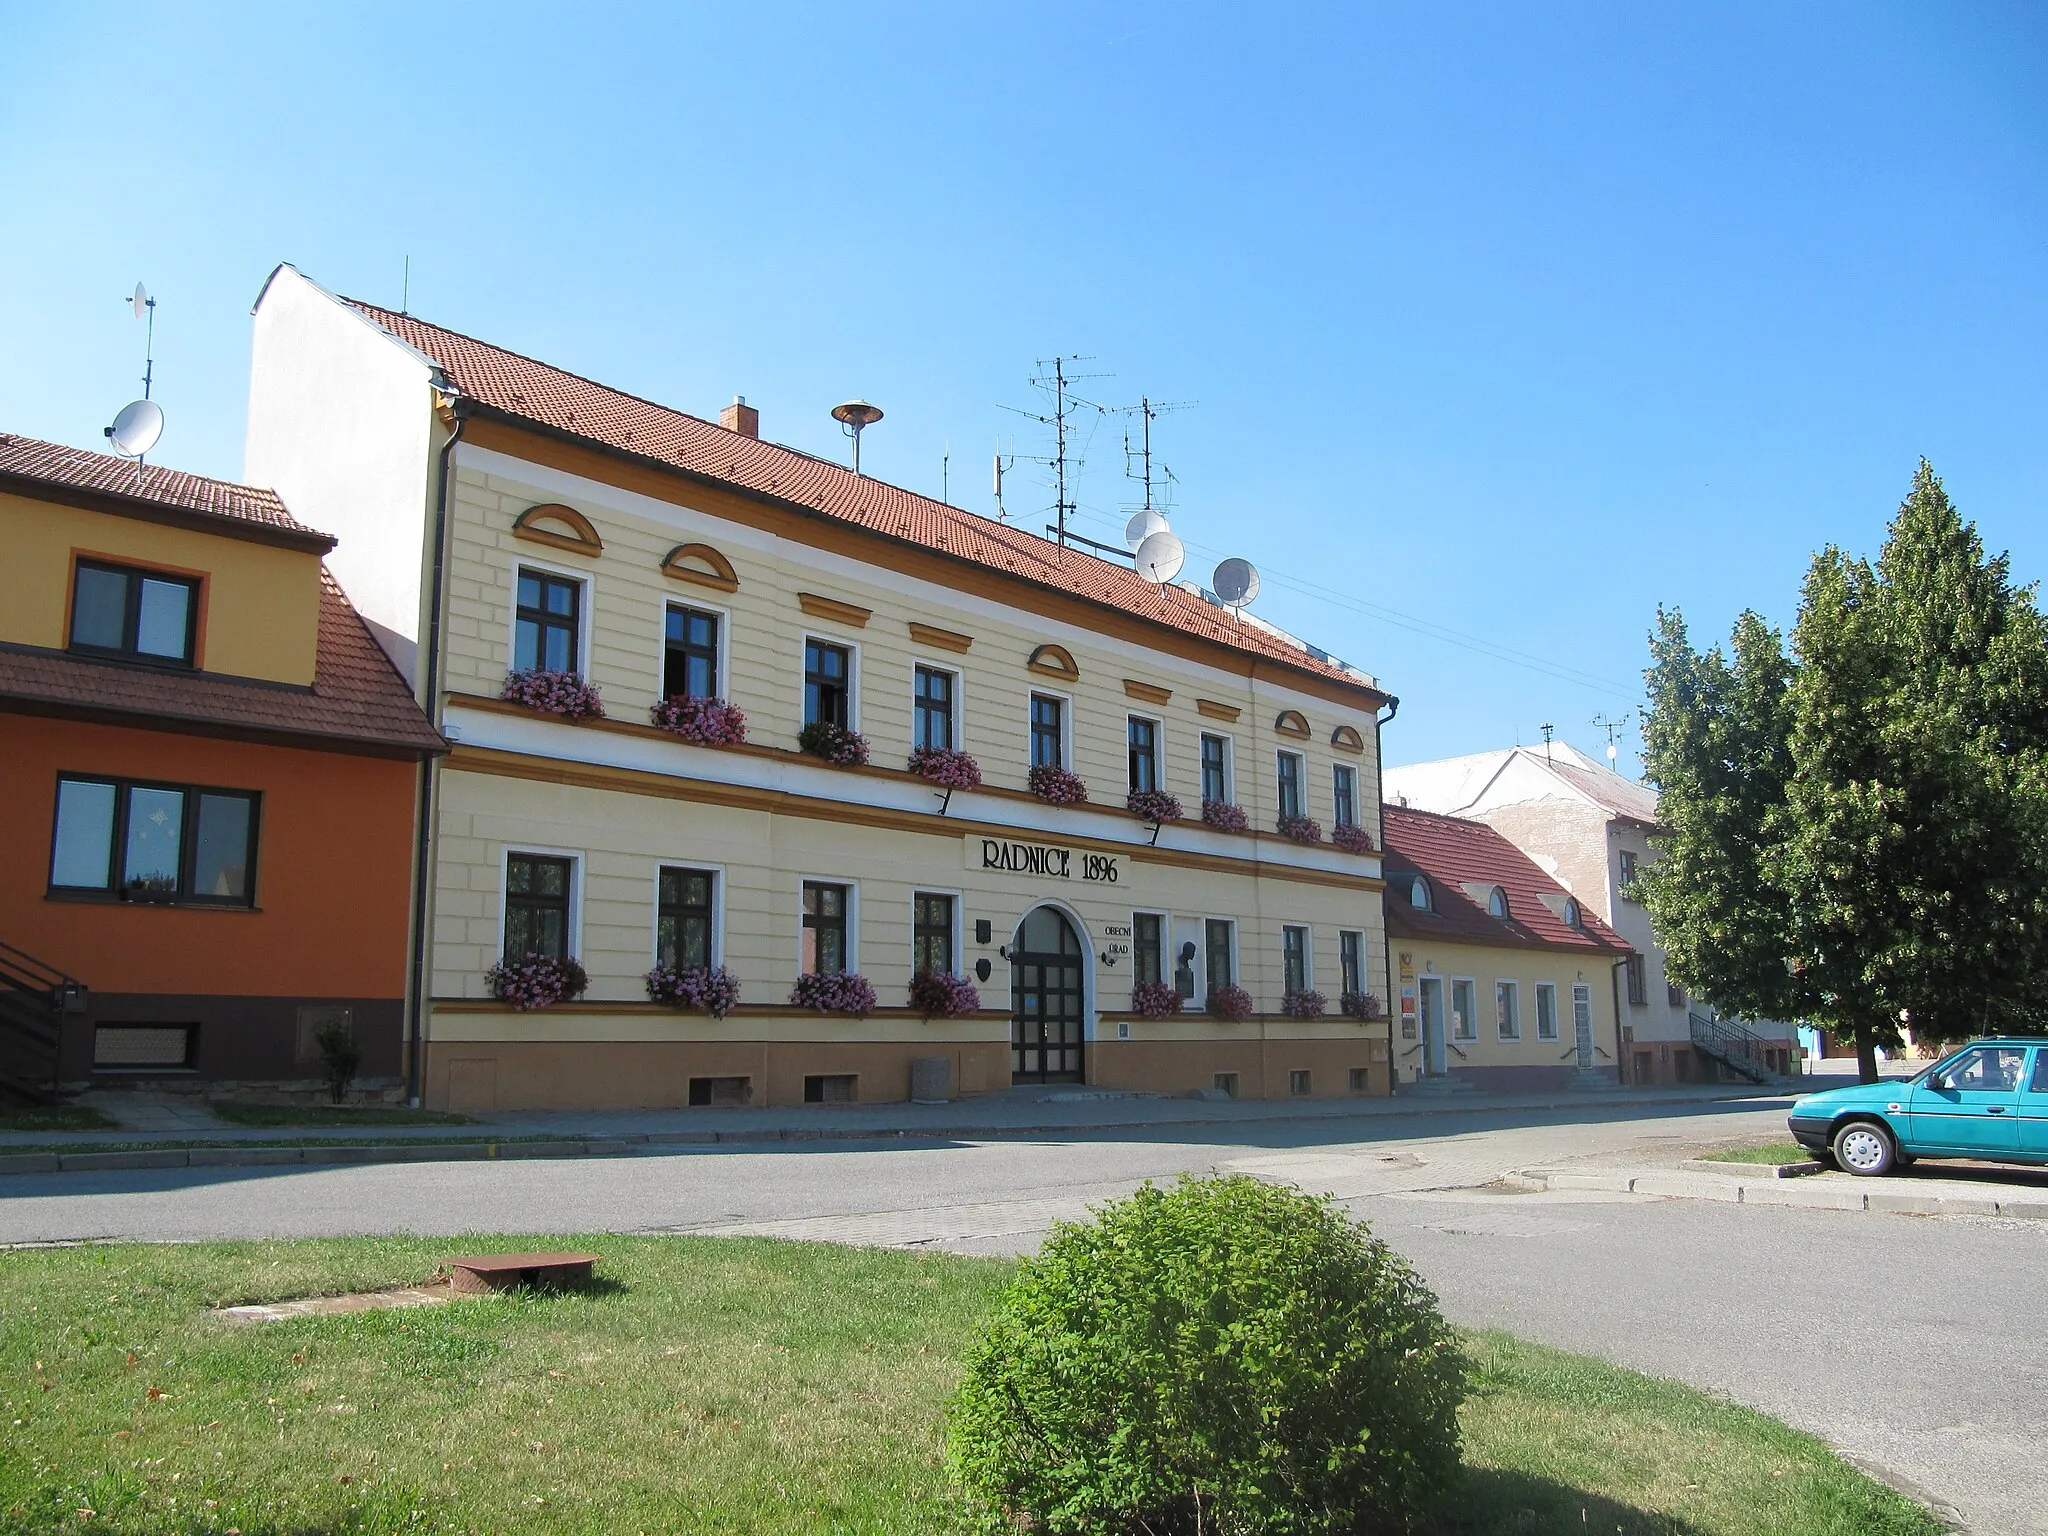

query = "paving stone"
[1741,1179,1866,1211]
[1629,1170,1741,1202]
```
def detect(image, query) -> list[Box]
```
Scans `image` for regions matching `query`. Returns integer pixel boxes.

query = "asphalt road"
[4,1097,2038,1534]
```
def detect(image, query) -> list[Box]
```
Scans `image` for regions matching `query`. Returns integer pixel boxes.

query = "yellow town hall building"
[244,266,1395,1110]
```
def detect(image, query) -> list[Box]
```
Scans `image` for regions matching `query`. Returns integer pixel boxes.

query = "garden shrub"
[948,1174,1466,1536]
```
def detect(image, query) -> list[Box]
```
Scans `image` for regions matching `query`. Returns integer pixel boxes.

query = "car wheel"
[1834,1120,1896,1177]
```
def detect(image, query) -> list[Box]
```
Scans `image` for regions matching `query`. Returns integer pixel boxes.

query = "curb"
[1517,1166,2048,1221]
[1677,1157,1829,1179]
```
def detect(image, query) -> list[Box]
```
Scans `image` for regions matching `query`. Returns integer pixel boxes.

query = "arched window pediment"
[660,541,739,592]
[513,502,603,556]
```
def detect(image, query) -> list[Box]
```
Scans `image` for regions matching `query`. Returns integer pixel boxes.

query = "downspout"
[1611,953,1633,1088]
[405,386,470,1106]
[1374,695,1400,1094]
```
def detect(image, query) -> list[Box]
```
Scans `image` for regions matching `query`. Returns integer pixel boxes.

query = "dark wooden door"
[1012,905,1085,1083]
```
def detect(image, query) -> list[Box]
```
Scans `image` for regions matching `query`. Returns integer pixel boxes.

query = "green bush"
[947,1174,1466,1535]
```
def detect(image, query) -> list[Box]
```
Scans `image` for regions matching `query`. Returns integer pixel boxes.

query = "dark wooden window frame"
[1029,692,1066,769]
[1282,924,1309,995]
[1127,715,1160,794]
[1133,911,1165,987]
[1205,918,1235,994]
[804,638,853,729]
[1340,929,1364,996]
[663,602,722,701]
[1276,751,1305,822]
[913,891,956,975]
[657,865,718,970]
[913,664,957,751]
[504,852,575,961]
[1199,732,1230,804]
[47,773,260,907]
[802,880,851,975]
[1332,763,1358,829]
[515,567,583,674]
[68,558,201,668]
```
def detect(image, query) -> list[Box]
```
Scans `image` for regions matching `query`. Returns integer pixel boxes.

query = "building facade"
[0,435,441,1099]
[1380,806,1629,1090]
[244,266,1394,1111]
[1383,743,1798,1084]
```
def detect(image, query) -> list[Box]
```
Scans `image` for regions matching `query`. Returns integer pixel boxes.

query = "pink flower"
[1282,987,1327,1020]
[909,746,984,789]
[1028,763,1088,805]
[789,971,878,1017]
[1201,799,1250,832]
[485,953,589,1010]
[908,970,981,1019]
[651,694,748,746]
[798,721,870,766]
[1129,981,1183,1019]
[502,668,605,721]
[646,963,742,1018]
[1126,789,1184,824]
[1278,813,1324,844]
[1206,983,1255,1022]
[1341,991,1384,1021]
[1332,822,1376,854]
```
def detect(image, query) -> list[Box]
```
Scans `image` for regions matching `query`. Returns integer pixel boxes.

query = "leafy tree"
[1641,462,2048,1082]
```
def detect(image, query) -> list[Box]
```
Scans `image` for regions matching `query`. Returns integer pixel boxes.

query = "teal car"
[1788,1038,2048,1176]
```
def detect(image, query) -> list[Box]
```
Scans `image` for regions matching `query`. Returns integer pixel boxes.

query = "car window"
[1945,1047,2028,1091]
[2031,1051,2048,1094]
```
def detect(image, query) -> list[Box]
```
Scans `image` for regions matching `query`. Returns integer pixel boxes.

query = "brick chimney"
[720,395,759,438]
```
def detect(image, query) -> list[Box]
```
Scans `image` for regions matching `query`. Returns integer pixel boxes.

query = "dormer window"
[70,559,198,667]
[1487,886,1510,919]
[1408,875,1432,911]
[1564,897,1582,929]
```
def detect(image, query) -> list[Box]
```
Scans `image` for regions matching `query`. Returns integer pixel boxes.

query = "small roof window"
[1408,875,1432,911]
[1564,897,1582,929]
[1487,886,1510,919]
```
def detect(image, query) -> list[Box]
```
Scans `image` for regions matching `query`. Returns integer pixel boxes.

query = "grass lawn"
[0,1237,1936,1536]
[0,1106,114,1134]
[206,1104,474,1129]
[1698,1141,1821,1166]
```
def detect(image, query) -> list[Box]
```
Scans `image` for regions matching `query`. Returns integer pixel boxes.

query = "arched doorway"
[1012,905,1086,1083]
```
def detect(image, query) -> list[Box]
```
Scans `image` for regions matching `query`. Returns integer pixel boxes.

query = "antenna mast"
[1592,712,1626,766]
[1000,356,1107,553]
[1117,394,1193,513]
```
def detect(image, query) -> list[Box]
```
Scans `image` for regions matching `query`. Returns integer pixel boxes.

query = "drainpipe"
[405,387,470,1106]
[1611,953,1633,1088]
[1373,694,1400,1094]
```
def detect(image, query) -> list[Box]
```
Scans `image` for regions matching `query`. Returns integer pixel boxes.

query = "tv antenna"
[1000,355,1108,552]
[1211,557,1261,617]
[103,284,165,476]
[1540,721,1555,760]
[992,439,1015,521]
[1116,395,1193,514]
[1592,712,1626,765]
[831,399,883,475]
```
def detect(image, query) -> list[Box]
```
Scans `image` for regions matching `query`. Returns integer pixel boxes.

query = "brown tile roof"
[347,301,1384,703]
[0,568,443,758]
[1544,756,1662,826]
[0,433,331,545]
[1382,805,1629,954]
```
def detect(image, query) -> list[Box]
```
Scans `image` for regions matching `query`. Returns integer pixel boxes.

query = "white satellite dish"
[131,282,150,320]
[106,399,164,459]
[1124,506,1170,550]
[1133,529,1185,585]
[1212,557,1260,610]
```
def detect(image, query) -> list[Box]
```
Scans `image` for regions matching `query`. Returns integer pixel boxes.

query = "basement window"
[688,1076,751,1107]
[804,1073,858,1104]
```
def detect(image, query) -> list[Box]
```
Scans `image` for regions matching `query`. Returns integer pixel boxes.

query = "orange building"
[0,435,442,1101]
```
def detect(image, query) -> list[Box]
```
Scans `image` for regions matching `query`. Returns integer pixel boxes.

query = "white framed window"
[661,598,729,701]
[1203,916,1238,996]
[509,560,593,678]
[1495,980,1520,1041]
[1131,909,1170,987]
[803,635,860,730]
[1029,690,1072,769]
[1450,977,1478,1041]
[1282,924,1312,995]
[654,863,724,969]
[1127,714,1164,794]
[1276,750,1306,822]
[912,662,962,751]
[1339,930,1365,996]
[799,877,860,975]
[498,845,583,964]
[913,888,964,975]
[1199,731,1233,806]
[1535,982,1559,1041]
[1332,763,1358,829]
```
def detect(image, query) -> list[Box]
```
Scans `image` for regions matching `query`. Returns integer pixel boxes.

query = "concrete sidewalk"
[1514,1160,2048,1220]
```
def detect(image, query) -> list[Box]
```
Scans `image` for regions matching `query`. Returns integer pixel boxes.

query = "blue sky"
[4,3,2042,773]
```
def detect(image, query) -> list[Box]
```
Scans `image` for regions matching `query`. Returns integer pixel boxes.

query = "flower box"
[1206,983,1255,1022]
[645,963,742,1018]
[651,694,748,747]
[1332,822,1376,855]
[1341,990,1384,1021]
[909,746,984,789]
[1201,798,1249,833]
[789,971,878,1017]
[909,970,981,1020]
[1129,981,1183,1019]
[1028,763,1088,805]
[485,952,588,1011]
[501,668,605,721]
[1281,988,1327,1020]
[1126,789,1184,825]
[797,721,870,766]
[1277,813,1325,845]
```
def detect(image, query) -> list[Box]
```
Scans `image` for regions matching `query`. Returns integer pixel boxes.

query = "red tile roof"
[0,433,330,545]
[347,301,1384,703]
[1382,805,1629,954]
[0,568,443,758]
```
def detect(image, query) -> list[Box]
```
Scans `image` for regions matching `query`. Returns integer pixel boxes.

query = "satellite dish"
[1212,557,1260,610]
[106,399,164,459]
[131,283,150,320]
[1133,530,1185,585]
[1124,506,1170,550]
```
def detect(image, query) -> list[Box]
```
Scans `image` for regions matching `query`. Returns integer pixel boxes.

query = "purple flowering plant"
[909,970,982,1020]
[1201,798,1250,832]
[789,971,878,1017]
[1027,763,1088,805]
[1341,990,1384,1021]
[502,668,605,721]
[485,952,588,1011]
[1278,813,1325,845]
[1282,987,1328,1020]
[798,721,871,766]
[1332,822,1376,855]
[909,746,984,789]
[1206,983,1256,1022]
[1126,789,1184,824]
[651,694,748,747]
[1129,980,1183,1019]
[645,963,742,1018]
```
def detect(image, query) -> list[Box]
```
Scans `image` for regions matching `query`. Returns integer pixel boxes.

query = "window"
[2028,1051,2048,1093]
[1205,919,1235,994]
[1408,874,1432,910]
[48,776,258,905]
[1563,897,1582,929]
[1133,912,1164,986]
[1487,886,1510,919]
[1213,1072,1238,1097]
[1618,849,1640,899]
[1536,982,1559,1041]
[1030,693,1065,768]
[69,560,199,666]
[1200,733,1230,804]
[802,881,849,974]
[1332,763,1358,829]
[94,1024,196,1070]
[1496,981,1520,1040]
[1282,925,1309,994]
[515,568,581,673]
[663,604,721,700]
[689,1075,751,1106]
[914,891,955,975]
[1348,1066,1372,1092]
[657,866,716,970]
[804,639,851,728]
[1128,717,1160,793]
[1289,1069,1311,1096]
[1667,981,1687,1010]
[504,853,573,960]
[913,666,956,750]
[805,1073,858,1103]
[1942,1046,2027,1092]
[1451,978,1478,1041]
[1276,752,1304,821]
[1625,954,1647,1005]
[1340,930,1364,996]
